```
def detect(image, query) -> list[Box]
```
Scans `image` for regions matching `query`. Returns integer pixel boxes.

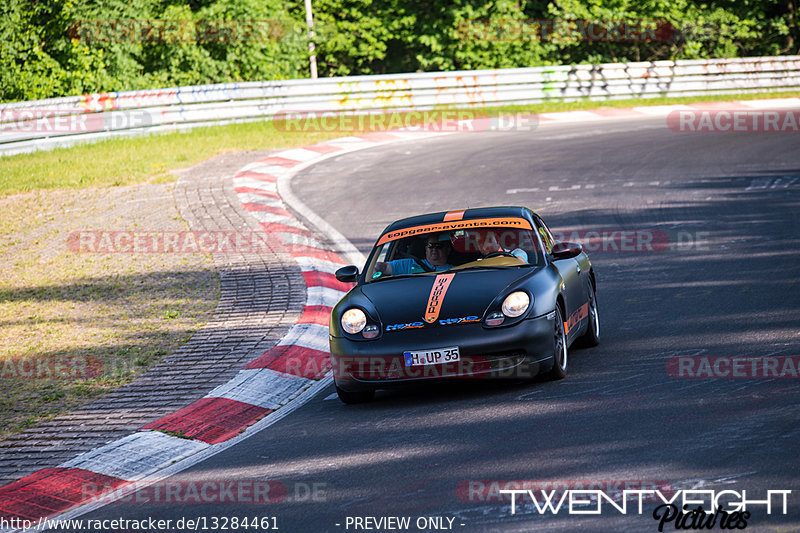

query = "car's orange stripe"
[443,209,466,222]
[377,217,533,245]
[424,273,455,323]
[564,303,589,334]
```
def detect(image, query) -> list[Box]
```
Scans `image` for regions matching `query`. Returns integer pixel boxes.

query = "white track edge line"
[20,376,333,532]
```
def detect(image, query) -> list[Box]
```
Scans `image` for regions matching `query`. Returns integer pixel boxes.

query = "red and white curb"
[0,130,448,529]
[3,97,799,527]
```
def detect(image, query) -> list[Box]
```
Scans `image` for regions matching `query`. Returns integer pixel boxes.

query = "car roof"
[380,206,536,235]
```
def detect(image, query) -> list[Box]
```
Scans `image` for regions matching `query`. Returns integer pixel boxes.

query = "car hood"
[359,267,537,327]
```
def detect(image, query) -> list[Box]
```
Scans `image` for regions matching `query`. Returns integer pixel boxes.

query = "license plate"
[404,347,460,367]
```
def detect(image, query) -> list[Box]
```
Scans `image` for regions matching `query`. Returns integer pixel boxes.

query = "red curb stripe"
[258,222,312,235]
[0,467,126,520]
[246,345,330,379]
[254,156,302,168]
[356,132,399,142]
[233,170,278,181]
[303,144,342,154]
[287,245,345,263]
[234,186,279,198]
[142,398,271,445]
[298,305,333,326]
[241,202,286,213]
[301,271,353,292]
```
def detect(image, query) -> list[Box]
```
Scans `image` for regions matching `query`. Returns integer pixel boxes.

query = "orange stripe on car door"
[425,273,455,323]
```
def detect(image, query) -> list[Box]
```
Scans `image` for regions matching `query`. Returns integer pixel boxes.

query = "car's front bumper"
[330,313,555,392]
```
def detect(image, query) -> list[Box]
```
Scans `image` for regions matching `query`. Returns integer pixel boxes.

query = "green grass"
[1,90,798,196]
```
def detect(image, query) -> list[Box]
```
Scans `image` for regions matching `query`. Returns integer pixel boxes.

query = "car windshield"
[364,224,544,281]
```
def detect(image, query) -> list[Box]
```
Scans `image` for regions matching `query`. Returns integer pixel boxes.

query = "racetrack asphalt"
[68,114,800,532]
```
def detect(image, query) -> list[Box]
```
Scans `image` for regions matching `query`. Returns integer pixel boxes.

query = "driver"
[376,233,453,275]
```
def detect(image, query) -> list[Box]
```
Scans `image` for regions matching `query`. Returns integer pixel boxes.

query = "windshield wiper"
[367,272,432,282]
[453,265,529,272]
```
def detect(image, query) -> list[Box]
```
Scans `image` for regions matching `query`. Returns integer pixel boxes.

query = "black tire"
[575,285,600,348]
[544,306,568,380]
[335,384,375,404]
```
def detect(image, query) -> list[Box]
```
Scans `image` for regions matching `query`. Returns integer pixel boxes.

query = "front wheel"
[575,285,600,348]
[335,384,375,404]
[543,306,568,380]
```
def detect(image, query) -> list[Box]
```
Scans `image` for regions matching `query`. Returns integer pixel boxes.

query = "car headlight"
[341,308,367,334]
[501,291,530,318]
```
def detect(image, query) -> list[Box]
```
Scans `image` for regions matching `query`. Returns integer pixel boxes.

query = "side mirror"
[335,265,359,282]
[551,242,583,260]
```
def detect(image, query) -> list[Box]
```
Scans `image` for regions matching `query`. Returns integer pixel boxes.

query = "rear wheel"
[544,306,568,380]
[335,384,375,404]
[575,285,600,348]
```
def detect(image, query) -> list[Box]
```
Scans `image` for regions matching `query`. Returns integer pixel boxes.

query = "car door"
[535,215,587,343]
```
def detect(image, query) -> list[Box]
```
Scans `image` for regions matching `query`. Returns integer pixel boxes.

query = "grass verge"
[0,185,218,440]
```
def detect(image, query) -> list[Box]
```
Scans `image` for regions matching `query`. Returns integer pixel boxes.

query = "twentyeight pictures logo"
[497,488,791,531]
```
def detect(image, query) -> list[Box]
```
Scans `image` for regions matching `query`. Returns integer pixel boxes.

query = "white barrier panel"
[1,55,798,155]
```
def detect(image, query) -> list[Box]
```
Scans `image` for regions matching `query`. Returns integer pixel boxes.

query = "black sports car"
[330,206,599,403]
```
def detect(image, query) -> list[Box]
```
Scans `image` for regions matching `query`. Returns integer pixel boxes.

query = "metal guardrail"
[1,55,799,156]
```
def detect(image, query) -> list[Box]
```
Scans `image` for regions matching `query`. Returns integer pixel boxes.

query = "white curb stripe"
[246,164,294,176]
[276,323,330,352]
[233,177,278,191]
[278,231,325,249]
[60,432,210,481]
[236,192,282,206]
[539,111,608,122]
[238,161,276,174]
[271,148,325,162]
[249,210,306,229]
[295,256,347,274]
[321,136,378,148]
[737,98,800,109]
[206,368,312,410]
[306,286,348,308]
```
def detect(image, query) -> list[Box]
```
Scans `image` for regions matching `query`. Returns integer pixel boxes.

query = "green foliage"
[1,0,797,102]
